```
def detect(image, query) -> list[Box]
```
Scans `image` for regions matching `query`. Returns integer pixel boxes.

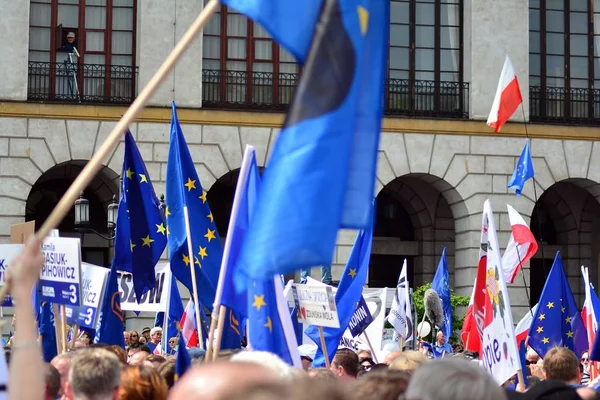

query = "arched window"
[28,0,137,103]
[529,0,600,122]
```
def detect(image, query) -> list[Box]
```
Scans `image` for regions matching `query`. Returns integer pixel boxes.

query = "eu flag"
[431,247,452,340]
[155,276,185,353]
[528,252,586,358]
[305,224,373,366]
[508,139,534,196]
[174,344,191,382]
[39,301,58,362]
[113,130,167,300]
[94,263,125,347]
[247,275,301,367]
[234,0,389,286]
[166,102,223,310]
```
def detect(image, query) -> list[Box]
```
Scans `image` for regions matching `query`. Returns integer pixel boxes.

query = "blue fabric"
[305,223,373,367]
[39,301,58,362]
[431,248,452,340]
[174,345,191,381]
[94,264,125,347]
[233,0,389,287]
[112,130,167,300]
[508,139,535,196]
[515,340,528,388]
[528,252,586,358]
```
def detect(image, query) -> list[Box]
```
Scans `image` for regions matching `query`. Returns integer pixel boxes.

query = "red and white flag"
[487,55,523,133]
[180,299,198,348]
[501,205,538,284]
[582,266,599,380]
[514,304,538,345]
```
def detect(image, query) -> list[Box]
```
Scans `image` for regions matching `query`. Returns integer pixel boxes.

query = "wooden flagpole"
[318,326,330,369]
[211,305,227,361]
[183,206,204,350]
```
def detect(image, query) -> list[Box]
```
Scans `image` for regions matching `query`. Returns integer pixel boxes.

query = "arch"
[26,160,119,266]
[373,173,467,290]
[529,179,600,306]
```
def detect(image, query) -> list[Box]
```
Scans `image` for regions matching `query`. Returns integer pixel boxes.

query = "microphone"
[424,289,444,328]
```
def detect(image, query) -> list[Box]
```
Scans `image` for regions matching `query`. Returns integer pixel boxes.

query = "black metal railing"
[202,70,469,118]
[28,61,138,104]
[530,86,600,125]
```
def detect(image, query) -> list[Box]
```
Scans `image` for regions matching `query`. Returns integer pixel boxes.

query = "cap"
[67,32,76,38]
[141,327,151,334]
[298,344,318,361]
[188,347,206,360]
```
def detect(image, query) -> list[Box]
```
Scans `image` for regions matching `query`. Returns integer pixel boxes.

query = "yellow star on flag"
[184,178,196,191]
[565,316,572,323]
[165,207,171,217]
[542,337,550,344]
[561,306,565,313]
[348,268,357,279]
[194,257,201,267]
[141,235,154,247]
[566,331,574,338]
[130,240,136,252]
[156,223,166,235]
[182,254,190,266]
[205,228,216,242]
[536,326,543,333]
[252,294,267,311]
[357,5,369,35]
[539,314,545,321]
[139,174,148,183]
[198,246,208,260]
[199,191,207,203]
[125,167,135,179]
[264,317,273,333]
[207,212,213,223]
[547,302,554,309]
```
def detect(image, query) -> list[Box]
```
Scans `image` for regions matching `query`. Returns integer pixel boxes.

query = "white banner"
[292,283,339,328]
[0,244,24,306]
[65,263,109,328]
[39,237,82,306]
[117,263,171,312]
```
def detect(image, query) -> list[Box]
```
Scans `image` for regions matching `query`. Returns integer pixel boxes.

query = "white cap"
[67,32,76,38]
[298,344,318,361]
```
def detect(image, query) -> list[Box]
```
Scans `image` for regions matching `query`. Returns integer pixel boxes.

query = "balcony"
[530,86,600,125]
[202,70,469,119]
[28,61,138,105]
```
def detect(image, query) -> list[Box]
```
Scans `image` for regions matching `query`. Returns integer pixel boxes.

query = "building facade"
[0,0,598,329]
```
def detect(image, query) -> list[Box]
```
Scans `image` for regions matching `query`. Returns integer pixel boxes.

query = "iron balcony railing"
[28,61,138,104]
[202,70,469,119]
[530,86,600,125]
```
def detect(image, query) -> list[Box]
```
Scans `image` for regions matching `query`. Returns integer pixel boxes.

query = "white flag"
[388,259,413,341]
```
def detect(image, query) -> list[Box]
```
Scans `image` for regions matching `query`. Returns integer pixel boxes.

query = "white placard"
[117,263,171,312]
[0,244,24,306]
[39,237,82,306]
[65,263,109,328]
[292,283,339,328]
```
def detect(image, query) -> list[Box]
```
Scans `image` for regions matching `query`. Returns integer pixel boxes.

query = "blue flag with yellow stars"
[174,343,191,382]
[508,139,534,196]
[305,221,373,367]
[112,130,167,301]
[94,263,125,347]
[431,247,452,340]
[528,252,586,358]
[233,0,389,289]
[165,102,223,312]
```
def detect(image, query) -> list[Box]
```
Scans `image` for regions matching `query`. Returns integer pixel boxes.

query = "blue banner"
[348,297,373,338]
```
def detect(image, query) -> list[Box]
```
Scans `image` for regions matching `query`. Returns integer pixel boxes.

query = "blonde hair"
[389,351,428,373]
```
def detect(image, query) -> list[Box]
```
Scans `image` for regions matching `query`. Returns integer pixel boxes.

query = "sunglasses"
[582,358,589,362]
[169,341,175,344]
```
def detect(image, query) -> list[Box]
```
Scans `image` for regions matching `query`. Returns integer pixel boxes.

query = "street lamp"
[74,191,118,240]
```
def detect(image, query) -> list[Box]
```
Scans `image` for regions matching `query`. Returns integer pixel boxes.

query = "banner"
[0,244,24,306]
[39,237,82,306]
[349,297,374,338]
[117,263,170,312]
[292,284,339,328]
[65,263,109,328]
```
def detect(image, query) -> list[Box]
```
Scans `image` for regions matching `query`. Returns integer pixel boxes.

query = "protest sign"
[117,263,170,312]
[0,244,24,306]
[348,296,374,337]
[292,283,339,328]
[65,263,109,328]
[39,237,82,306]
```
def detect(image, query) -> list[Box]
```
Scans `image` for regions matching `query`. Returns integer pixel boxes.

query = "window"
[202,0,299,108]
[28,0,137,103]
[529,0,600,121]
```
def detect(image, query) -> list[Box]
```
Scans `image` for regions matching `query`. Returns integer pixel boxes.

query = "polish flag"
[487,55,523,133]
[180,300,198,348]
[501,205,538,284]
[153,343,162,355]
[514,303,538,345]
[582,266,599,380]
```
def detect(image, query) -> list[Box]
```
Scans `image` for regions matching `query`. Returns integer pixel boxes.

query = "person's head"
[123,332,130,346]
[149,327,162,345]
[141,327,151,341]
[436,331,446,345]
[129,351,150,366]
[65,348,122,400]
[144,355,166,369]
[128,330,140,344]
[581,350,589,367]
[389,350,428,374]
[298,344,317,371]
[307,368,336,381]
[67,31,76,43]
[51,352,77,397]
[118,365,168,400]
[526,347,540,364]
[230,351,296,381]
[126,342,149,363]
[108,345,127,364]
[74,339,88,349]
[168,337,178,350]
[45,363,61,400]
[543,346,580,384]
[357,349,372,363]
[352,369,410,400]
[383,350,402,365]
[405,358,506,400]
[330,349,359,381]
[156,360,175,389]
[80,331,92,345]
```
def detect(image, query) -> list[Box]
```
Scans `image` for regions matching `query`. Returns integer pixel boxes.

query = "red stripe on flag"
[493,77,523,133]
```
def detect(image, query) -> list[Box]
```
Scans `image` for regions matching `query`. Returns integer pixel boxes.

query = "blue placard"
[348,296,374,338]
[66,305,98,329]
[65,263,109,328]
[39,238,82,306]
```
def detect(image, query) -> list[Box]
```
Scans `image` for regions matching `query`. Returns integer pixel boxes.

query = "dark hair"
[45,363,61,399]
[3,347,10,366]
[156,361,175,388]
[332,349,359,378]
[127,342,151,354]
[353,369,411,400]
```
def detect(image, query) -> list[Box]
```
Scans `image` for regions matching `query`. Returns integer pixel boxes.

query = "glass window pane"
[440,49,459,71]
[546,10,564,32]
[594,15,600,35]
[253,23,270,38]
[254,40,272,60]
[571,0,588,12]
[530,31,540,54]
[253,62,273,72]
[112,8,133,30]
[594,57,600,78]
[530,0,540,9]
[279,63,297,74]
[85,7,106,29]
[530,76,541,86]
[112,31,132,54]
[570,56,588,79]
[85,54,105,64]
[227,38,246,59]
[280,46,296,63]
[441,26,460,49]
[203,37,220,58]
[440,4,459,26]
[389,47,409,71]
[440,72,459,82]
[570,78,587,88]
[546,55,565,77]
[570,12,588,34]
[58,5,79,27]
[227,14,247,36]
[226,60,246,71]
[415,26,434,48]
[390,2,409,24]
[86,31,104,52]
[546,0,564,10]
[86,0,106,5]
[390,25,409,46]
[29,50,50,62]
[570,35,588,56]
[205,12,221,35]
[416,3,435,24]
[113,0,133,6]
[415,49,434,71]
[30,27,51,51]
[415,71,435,80]
[546,33,564,54]
[529,9,540,32]
[389,69,409,79]
[530,53,541,76]
[111,55,132,66]
[30,3,52,27]
[204,59,220,70]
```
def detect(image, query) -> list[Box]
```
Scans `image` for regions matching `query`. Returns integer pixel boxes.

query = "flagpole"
[363,331,379,363]
[212,305,227,361]
[183,206,205,350]
[514,243,534,320]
